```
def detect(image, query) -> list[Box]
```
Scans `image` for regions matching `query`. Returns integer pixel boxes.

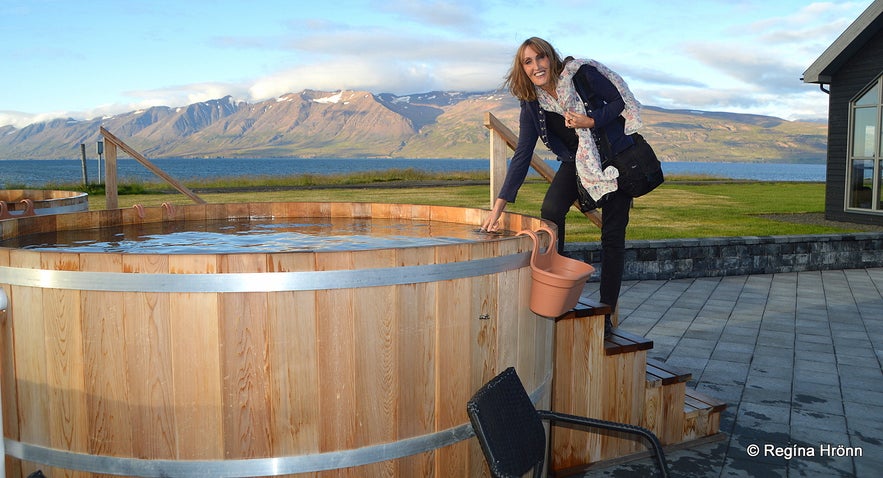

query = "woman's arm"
[497,104,540,202]
[482,103,540,231]
[582,65,625,129]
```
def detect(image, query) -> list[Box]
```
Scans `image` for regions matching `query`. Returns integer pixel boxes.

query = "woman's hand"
[564,111,594,129]
[481,198,508,232]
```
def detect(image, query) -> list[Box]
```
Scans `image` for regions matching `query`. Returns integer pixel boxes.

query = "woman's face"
[521,45,552,90]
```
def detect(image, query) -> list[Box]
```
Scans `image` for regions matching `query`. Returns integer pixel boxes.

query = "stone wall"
[565,232,883,281]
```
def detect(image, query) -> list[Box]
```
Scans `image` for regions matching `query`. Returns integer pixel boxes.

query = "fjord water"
[0,158,826,188]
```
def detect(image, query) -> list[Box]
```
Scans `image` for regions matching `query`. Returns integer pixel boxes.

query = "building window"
[847,76,882,211]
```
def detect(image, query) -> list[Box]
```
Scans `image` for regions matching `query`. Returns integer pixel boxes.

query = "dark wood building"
[803,0,883,225]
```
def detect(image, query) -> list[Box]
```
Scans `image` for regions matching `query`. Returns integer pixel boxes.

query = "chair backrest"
[466,367,547,478]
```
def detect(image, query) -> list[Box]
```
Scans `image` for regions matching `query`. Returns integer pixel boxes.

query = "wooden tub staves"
[0,202,554,478]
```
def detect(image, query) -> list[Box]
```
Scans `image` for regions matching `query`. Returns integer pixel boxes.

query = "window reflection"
[879,160,883,210]
[856,85,880,106]
[853,108,877,157]
[849,159,873,208]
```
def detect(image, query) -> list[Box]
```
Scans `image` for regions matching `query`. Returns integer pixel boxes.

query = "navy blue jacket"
[497,64,634,202]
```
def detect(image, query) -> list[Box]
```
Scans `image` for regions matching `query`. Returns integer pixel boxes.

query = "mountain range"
[0,90,828,163]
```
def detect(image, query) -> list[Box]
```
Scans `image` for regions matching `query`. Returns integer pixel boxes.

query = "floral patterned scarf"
[537,59,642,201]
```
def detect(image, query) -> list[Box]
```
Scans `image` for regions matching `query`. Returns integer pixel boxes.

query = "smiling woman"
[481,36,640,331]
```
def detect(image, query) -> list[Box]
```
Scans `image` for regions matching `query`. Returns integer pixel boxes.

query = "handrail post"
[105,139,119,209]
[484,112,602,228]
[489,120,508,208]
[98,127,206,206]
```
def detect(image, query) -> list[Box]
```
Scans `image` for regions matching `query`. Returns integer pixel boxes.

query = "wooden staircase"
[550,299,726,475]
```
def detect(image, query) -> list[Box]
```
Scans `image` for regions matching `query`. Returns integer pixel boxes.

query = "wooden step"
[683,388,728,442]
[567,299,653,356]
[642,358,688,446]
[550,298,729,468]
[605,328,653,356]
[645,357,692,385]
[565,298,611,319]
[685,388,727,414]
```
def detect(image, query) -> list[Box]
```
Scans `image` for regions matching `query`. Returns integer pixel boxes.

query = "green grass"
[47,168,490,194]
[50,169,864,242]
[574,182,835,241]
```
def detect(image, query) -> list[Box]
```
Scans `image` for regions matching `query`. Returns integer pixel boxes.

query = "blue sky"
[0,0,874,128]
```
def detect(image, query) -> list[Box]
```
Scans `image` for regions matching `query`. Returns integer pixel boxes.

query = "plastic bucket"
[519,225,594,317]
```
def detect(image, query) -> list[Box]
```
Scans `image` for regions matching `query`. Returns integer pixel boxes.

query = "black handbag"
[576,179,613,212]
[577,132,663,211]
[605,132,664,198]
[572,66,663,199]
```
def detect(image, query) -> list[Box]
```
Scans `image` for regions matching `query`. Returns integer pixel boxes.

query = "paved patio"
[577,268,883,477]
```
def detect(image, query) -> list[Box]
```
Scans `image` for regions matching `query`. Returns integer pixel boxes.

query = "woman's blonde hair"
[504,37,566,101]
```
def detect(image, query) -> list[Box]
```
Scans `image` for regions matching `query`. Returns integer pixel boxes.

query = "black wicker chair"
[466,367,669,478]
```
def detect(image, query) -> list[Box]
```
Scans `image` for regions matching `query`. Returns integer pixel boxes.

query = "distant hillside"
[0,90,827,163]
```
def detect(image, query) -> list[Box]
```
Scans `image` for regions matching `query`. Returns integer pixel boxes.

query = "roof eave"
[803,0,883,84]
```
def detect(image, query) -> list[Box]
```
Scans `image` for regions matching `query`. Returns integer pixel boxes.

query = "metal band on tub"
[0,252,529,292]
[1,370,551,477]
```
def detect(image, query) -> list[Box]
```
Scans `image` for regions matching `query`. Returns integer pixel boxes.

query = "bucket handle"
[517,224,559,261]
[537,224,558,251]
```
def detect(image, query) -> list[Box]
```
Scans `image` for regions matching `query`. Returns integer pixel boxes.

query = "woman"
[480,37,642,333]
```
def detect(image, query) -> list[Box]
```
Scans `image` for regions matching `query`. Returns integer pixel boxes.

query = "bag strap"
[572,66,615,167]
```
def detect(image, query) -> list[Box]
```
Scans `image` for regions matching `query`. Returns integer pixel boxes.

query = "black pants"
[540,161,631,310]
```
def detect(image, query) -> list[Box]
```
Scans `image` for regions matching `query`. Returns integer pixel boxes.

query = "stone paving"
[578,268,883,477]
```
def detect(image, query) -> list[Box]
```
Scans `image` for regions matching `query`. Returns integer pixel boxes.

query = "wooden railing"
[483,112,602,227]
[99,127,206,209]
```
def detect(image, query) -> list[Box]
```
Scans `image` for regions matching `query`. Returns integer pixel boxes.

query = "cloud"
[641,86,759,111]
[210,14,514,100]
[683,42,807,93]
[374,0,486,31]
[243,24,512,99]
[0,81,258,128]
[747,1,865,35]
[746,2,863,59]
[2,28,513,128]
[248,53,506,101]
[288,27,506,62]
[670,1,871,104]
[0,111,43,129]
[124,82,252,109]
[639,82,829,121]
[617,65,707,88]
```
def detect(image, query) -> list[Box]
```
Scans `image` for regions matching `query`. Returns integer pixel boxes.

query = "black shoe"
[604,315,613,337]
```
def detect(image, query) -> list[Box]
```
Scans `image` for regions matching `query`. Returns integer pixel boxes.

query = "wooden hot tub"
[0,202,555,477]
[0,189,89,217]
